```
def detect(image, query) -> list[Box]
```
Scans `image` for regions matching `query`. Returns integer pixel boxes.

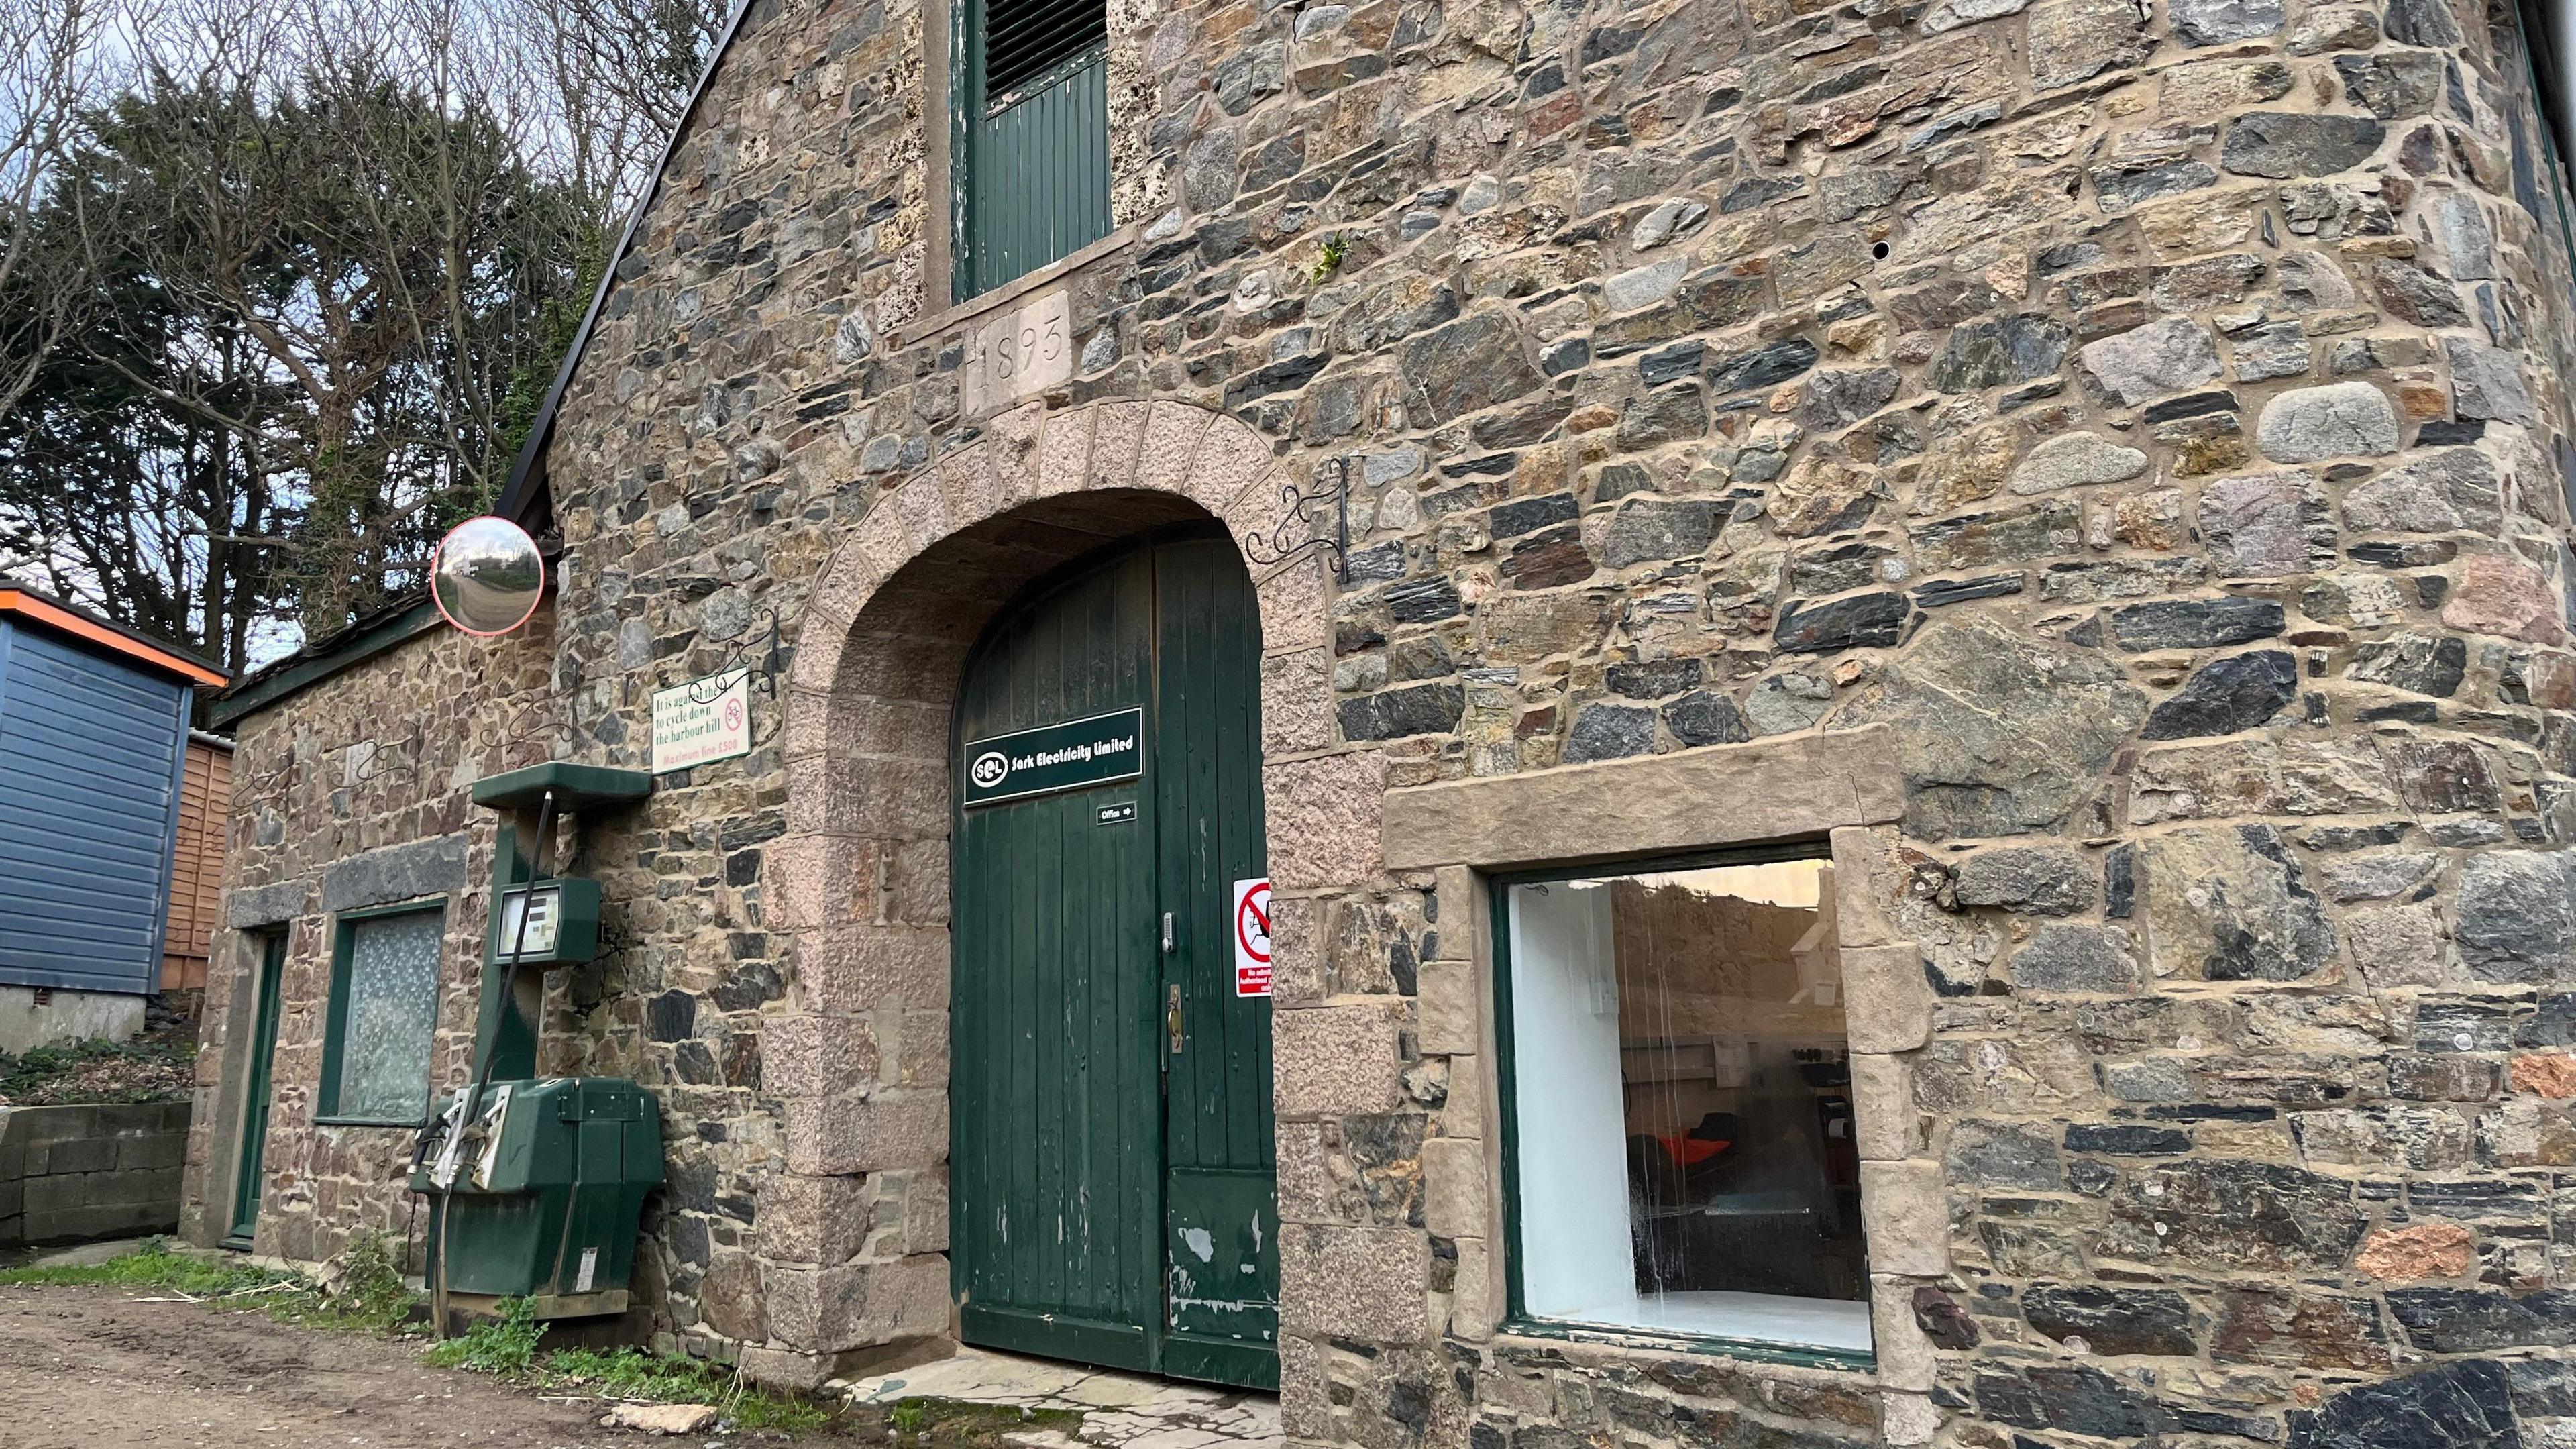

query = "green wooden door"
[951,528,1276,1389]
[953,0,1111,298]
[1151,536,1277,1387]
[226,931,288,1247]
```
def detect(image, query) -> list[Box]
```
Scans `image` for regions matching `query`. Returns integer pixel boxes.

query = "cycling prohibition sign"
[1232,877,1272,997]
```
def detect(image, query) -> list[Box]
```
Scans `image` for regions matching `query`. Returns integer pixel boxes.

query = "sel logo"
[969,751,1011,789]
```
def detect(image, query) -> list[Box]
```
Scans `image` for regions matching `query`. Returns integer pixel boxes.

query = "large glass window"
[319,905,445,1124]
[1500,853,1869,1356]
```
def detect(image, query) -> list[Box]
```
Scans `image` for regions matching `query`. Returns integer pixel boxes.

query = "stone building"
[181,0,2576,1438]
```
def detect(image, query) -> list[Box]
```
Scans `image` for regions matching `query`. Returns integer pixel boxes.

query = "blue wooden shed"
[0,584,229,996]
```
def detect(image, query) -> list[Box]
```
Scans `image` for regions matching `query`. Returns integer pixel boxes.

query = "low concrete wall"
[0,1101,190,1247]
[0,986,146,1055]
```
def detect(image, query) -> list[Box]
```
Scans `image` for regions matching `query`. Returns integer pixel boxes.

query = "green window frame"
[315,899,447,1127]
[1487,838,1876,1373]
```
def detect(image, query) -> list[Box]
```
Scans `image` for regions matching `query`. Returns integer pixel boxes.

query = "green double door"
[951,527,1277,1389]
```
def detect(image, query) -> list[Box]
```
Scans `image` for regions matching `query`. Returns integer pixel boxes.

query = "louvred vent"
[984,0,1106,106]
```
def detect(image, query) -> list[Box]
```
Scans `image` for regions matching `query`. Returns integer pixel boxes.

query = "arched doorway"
[948,522,1278,1390]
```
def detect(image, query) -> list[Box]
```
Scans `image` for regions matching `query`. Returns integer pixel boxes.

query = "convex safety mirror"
[431,516,546,635]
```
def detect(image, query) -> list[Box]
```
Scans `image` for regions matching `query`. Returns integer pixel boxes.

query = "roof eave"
[0,586,230,687]
[205,598,445,731]
[493,0,766,527]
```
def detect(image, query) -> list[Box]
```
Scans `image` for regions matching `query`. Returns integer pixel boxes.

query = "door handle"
[1161,912,1175,953]
[1167,983,1184,1055]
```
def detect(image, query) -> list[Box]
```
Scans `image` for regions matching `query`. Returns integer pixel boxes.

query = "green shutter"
[955,0,1112,298]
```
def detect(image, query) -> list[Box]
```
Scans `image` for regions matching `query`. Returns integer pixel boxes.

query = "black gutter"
[493,0,767,525]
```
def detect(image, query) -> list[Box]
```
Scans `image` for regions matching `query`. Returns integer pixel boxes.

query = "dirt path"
[0,1281,695,1448]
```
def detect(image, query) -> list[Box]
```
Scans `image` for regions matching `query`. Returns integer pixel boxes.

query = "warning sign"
[1232,877,1271,998]
[650,668,753,773]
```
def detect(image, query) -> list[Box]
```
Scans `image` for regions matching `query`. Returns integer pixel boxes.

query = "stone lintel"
[1381,726,1904,872]
[318,833,466,913]
[226,878,308,929]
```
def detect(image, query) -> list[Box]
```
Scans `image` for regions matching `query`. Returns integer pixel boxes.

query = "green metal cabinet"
[950,528,1277,1390]
[410,1077,663,1313]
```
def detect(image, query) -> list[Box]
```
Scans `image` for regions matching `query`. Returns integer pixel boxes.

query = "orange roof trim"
[0,588,229,688]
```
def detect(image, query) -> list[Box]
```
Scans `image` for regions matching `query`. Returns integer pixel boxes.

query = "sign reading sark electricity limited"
[961,707,1146,807]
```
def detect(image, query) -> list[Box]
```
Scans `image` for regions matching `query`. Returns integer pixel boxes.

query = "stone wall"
[191,0,2576,1438]
[2,1102,191,1248]
[179,612,591,1268]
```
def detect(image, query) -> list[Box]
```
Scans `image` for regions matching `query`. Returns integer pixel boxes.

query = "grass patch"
[430,1297,830,1432]
[0,1234,420,1333]
[0,1240,289,1295]
[545,1347,832,1432]
[424,1295,547,1375]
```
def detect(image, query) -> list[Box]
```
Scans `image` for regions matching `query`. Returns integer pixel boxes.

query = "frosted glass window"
[327,909,444,1122]
[1503,856,1870,1354]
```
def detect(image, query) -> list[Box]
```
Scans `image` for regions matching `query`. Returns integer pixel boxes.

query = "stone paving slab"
[836,1346,1280,1449]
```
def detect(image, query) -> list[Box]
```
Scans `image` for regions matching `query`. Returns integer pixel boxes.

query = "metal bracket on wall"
[345,721,425,787]
[1239,458,1350,586]
[694,607,784,700]
[491,655,578,761]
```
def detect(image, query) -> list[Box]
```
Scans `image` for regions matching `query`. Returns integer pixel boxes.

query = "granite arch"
[744,397,1348,1379]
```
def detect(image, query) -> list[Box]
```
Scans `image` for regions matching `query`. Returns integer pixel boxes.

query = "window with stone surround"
[317,902,445,1125]
[1494,847,1872,1358]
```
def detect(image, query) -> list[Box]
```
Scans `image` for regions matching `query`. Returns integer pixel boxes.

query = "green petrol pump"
[410,761,660,1332]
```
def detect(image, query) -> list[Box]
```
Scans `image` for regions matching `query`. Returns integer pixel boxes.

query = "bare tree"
[0,0,722,661]
[0,0,117,423]
[497,0,721,216]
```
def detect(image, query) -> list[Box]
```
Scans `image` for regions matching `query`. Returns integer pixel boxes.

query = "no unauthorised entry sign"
[1232,877,1271,997]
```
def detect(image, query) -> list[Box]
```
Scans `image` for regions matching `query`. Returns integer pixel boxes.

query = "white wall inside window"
[1508,880,1634,1322]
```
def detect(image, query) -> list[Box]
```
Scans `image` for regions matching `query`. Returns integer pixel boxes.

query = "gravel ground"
[0,1281,715,1448]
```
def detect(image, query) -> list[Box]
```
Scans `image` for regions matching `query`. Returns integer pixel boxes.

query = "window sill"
[899,224,1140,347]
[311,1115,425,1129]
[1497,1318,1876,1375]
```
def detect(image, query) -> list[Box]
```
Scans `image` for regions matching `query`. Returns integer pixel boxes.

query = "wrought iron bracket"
[694,607,783,700]
[1239,456,1350,586]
